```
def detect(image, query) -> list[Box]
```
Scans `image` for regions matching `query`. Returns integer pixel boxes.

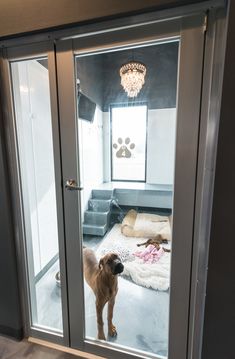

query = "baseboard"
[0,325,23,340]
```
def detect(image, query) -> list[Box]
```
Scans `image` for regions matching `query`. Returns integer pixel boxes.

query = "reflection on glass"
[77,40,178,357]
[11,59,63,333]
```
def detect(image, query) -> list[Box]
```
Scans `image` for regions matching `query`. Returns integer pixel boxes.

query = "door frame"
[0,42,70,346]
[56,13,205,359]
[0,2,228,359]
[187,7,229,359]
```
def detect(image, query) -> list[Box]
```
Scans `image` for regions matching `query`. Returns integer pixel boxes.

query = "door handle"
[65,179,83,191]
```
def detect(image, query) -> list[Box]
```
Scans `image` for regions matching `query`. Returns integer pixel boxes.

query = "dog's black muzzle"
[112,259,124,275]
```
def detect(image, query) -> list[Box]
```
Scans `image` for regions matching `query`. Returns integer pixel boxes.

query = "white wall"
[103,111,111,182]
[12,60,59,276]
[79,107,104,217]
[147,108,176,185]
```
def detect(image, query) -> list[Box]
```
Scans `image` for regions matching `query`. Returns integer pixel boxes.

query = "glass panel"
[76,40,178,357]
[111,105,147,181]
[11,59,63,333]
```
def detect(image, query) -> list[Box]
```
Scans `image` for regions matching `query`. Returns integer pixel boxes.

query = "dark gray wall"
[77,42,178,111]
[102,42,178,110]
[201,2,235,359]
[0,1,210,38]
[0,99,23,339]
[77,55,104,110]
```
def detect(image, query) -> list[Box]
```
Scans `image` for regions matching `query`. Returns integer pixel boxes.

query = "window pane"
[11,59,63,333]
[111,105,147,181]
[76,39,179,358]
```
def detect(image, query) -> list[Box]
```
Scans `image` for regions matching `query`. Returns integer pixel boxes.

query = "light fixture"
[120,61,147,98]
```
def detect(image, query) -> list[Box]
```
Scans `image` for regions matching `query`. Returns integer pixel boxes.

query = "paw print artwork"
[113,137,135,158]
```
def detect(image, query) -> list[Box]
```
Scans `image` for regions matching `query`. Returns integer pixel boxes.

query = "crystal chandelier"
[120,61,147,98]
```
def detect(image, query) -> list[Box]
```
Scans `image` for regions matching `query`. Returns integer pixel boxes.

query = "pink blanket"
[134,244,164,264]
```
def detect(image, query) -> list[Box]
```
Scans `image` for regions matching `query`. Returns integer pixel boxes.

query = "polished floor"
[85,277,169,356]
[84,236,169,357]
[36,260,63,331]
[34,234,169,357]
[0,336,77,359]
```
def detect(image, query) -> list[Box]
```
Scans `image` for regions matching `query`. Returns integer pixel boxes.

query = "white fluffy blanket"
[134,213,171,240]
[96,224,171,291]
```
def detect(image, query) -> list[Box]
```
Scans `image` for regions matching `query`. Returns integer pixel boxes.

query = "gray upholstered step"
[88,199,111,212]
[92,189,113,200]
[82,223,107,236]
[84,210,109,225]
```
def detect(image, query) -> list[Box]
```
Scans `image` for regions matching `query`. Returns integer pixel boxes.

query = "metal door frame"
[56,13,206,359]
[0,42,70,346]
[0,2,228,358]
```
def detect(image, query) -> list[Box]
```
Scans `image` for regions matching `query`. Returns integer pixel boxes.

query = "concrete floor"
[0,336,77,359]
[34,234,169,357]
[36,260,63,332]
[84,235,169,357]
[84,277,169,356]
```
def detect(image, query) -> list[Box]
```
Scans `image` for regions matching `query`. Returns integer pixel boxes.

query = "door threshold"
[28,337,105,359]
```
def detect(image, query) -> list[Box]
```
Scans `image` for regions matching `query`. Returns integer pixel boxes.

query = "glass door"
[3,43,69,344]
[56,13,205,359]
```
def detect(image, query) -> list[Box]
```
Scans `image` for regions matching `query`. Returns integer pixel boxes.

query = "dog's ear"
[99,258,104,270]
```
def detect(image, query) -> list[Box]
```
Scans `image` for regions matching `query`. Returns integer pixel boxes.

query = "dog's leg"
[137,241,147,247]
[96,299,106,340]
[108,297,117,337]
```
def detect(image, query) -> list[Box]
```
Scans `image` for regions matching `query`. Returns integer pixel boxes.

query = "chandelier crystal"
[120,61,147,98]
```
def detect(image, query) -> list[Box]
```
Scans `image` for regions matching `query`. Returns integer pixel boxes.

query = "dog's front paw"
[108,324,117,337]
[98,332,106,340]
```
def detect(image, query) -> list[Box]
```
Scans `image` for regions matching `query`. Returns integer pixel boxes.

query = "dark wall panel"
[0,108,23,339]
[0,0,209,39]
[102,42,178,110]
[202,2,235,359]
[77,55,104,109]
[77,42,178,111]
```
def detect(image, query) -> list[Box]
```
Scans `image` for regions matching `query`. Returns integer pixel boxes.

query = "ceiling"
[76,40,179,111]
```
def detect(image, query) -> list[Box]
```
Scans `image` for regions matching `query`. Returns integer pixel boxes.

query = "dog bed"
[121,209,172,241]
[96,224,171,291]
